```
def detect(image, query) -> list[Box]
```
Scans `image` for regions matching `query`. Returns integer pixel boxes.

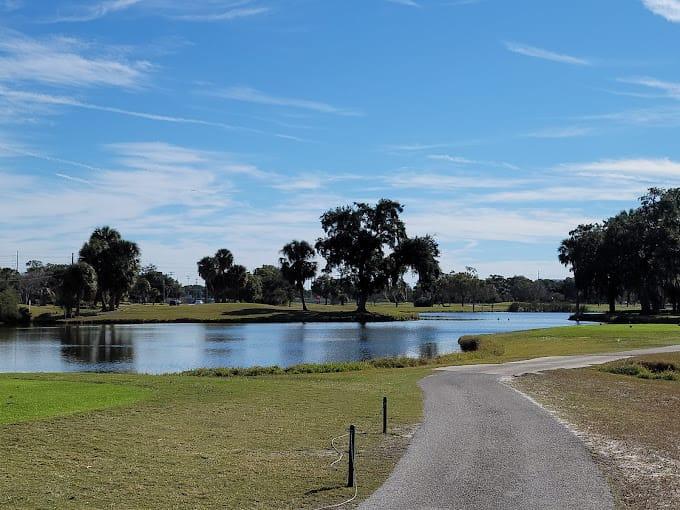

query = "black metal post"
[382,396,388,434]
[347,424,356,487]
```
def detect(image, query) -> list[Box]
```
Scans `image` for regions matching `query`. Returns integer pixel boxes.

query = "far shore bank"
[572,311,680,324]
[13,301,592,327]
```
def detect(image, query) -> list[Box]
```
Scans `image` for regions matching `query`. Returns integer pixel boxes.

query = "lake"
[0,312,575,374]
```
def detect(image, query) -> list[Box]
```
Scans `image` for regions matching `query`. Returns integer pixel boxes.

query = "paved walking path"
[360,345,680,510]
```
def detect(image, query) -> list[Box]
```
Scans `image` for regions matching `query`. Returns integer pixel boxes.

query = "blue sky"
[2,0,680,283]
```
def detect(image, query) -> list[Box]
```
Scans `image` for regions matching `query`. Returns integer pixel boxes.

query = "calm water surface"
[0,312,573,374]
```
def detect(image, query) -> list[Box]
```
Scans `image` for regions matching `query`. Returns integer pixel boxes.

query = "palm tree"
[279,240,317,311]
[197,256,217,300]
[79,227,139,311]
[214,249,234,273]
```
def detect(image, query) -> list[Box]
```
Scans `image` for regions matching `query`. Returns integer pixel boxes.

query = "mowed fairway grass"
[0,379,148,425]
[0,369,428,509]
[465,323,680,361]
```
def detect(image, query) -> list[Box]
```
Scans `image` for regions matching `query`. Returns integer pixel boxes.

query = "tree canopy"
[559,188,680,314]
[316,199,440,313]
[55,262,97,317]
[279,240,317,311]
[79,227,140,311]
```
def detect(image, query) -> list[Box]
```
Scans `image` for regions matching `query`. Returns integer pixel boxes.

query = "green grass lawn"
[446,323,680,363]
[0,369,427,509]
[0,379,149,425]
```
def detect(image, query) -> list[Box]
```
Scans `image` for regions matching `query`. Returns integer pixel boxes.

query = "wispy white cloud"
[641,0,680,22]
[1,0,22,12]
[406,205,593,244]
[560,157,680,178]
[427,154,519,170]
[272,177,323,191]
[0,139,106,171]
[479,186,643,203]
[504,41,591,66]
[382,141,479,152]
[55,172,94,185]
[427,154,477,164]
[524,126,593,138]
[0,30,152,88]
[50,0,142,22]
[172,6,269,21]
[0,87,235,127]
[386,0,421,7]
[107,141,275,179]
[212,86,363,116]
[618,76,680,99]
[580,105,680,127]
[48,0,269,23]
[387,172,526,190]
[0,87,308,140]
[446,0,483,5]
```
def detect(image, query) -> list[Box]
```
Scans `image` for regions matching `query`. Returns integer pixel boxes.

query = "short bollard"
[347,425,356,488]
[382,396,388,434]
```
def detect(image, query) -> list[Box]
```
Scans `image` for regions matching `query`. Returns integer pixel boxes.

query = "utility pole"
[16,251,19,272]
[72,253,74,264]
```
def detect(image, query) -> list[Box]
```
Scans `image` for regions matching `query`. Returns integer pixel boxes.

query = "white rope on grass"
[329,433,348,468]
[312,431,359,510]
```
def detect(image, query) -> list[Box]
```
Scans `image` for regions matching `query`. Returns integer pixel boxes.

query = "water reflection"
[60,326,134,365]
[418,342,439,359]
[0,312,574,374]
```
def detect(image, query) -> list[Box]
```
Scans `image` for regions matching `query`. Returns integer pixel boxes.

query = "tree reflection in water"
[418,342,439,359]
[60,326,134,365]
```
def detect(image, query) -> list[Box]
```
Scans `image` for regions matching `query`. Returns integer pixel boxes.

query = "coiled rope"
[311,430,362,510]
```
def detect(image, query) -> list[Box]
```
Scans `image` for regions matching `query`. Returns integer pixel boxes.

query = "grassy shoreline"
[576,311,680,324]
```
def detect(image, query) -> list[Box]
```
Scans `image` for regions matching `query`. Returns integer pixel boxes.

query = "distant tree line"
[559,188,680,314]
[0,195,629,322]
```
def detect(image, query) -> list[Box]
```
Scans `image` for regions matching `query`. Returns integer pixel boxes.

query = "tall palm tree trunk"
[299,285,308,311]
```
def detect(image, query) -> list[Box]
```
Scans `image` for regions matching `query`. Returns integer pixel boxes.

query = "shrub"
[602,360,680,382]
[507,302,521,313]
[640,360,678,373]
[413,297,434,307]
[370,357,427,368]
[507,302,580,313]
[605,363,645,377]
[458,335,481,352]
[0,289,21,324]
[286,362,367,374]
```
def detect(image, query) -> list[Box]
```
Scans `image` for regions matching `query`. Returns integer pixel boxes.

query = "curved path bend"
[360,345,680,510]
